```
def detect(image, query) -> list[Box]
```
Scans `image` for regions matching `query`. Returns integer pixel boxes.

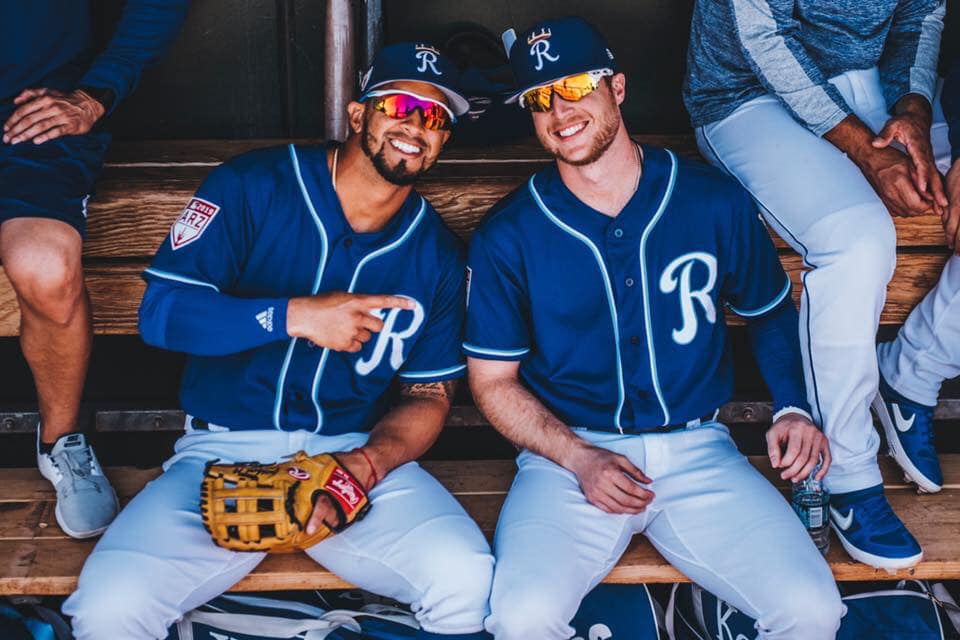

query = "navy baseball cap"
[506,16,617,104]
[359,43,470,116]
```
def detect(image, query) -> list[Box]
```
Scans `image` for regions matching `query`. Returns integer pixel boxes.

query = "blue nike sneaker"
[871,375,942,493]
[829,484,923,570]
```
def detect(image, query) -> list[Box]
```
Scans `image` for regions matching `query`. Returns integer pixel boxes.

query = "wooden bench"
[0,136,957,595]
[1,456,959,596]
[0,135,952,335]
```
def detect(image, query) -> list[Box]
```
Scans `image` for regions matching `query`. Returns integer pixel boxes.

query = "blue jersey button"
[613,228,624,238]
[630,335,640,345]
[625,277,634,287]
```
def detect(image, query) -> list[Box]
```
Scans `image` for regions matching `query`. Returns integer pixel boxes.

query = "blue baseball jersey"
[141,144,466,434]
[464,146,793,432]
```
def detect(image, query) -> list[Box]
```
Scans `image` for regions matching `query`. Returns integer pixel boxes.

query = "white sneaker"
[37,432,119,539]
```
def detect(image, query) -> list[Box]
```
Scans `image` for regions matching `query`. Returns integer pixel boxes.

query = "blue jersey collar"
[294,143,423,249]
[536,145,674,242]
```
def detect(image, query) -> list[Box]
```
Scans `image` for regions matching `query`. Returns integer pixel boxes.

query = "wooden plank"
[77,137,945,257]
[0,486,957,594]
[5,397,960,434]
[81,164,948,258]
[3,455,960,506]
[100,136,699,167]
[0,252,946,336]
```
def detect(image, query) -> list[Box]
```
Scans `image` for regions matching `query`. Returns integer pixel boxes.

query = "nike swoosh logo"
[831,506,854,531]
[893,404,916,433]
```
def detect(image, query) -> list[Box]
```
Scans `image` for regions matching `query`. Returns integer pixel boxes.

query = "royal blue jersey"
[140,144,467,434]
[464,146,796,433]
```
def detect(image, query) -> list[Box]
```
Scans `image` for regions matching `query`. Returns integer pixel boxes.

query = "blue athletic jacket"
[0,1,189,110]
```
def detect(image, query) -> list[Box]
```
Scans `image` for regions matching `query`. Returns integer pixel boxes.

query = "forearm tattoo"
[400,379,457,401]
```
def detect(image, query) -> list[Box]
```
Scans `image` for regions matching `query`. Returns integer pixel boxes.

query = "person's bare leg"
[0,217,91,443]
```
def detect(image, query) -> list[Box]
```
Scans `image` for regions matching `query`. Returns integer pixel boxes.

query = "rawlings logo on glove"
[200,451,371,553]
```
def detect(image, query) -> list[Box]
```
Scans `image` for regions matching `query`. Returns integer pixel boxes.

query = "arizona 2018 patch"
[170,197,221,250]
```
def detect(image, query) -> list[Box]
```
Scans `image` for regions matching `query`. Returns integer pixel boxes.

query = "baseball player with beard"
[466,17,842,640]
[685,0,949,570]
[62,44,494,640]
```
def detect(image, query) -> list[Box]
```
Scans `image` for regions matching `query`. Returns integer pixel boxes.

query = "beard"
[360,110,434,186]
[539,90,621,167]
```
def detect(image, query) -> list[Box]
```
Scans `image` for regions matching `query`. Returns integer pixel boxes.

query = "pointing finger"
[359,294,416,310]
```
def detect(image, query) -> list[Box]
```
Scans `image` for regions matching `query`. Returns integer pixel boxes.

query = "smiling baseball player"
[62,43,493,640]
[466,17,841,640]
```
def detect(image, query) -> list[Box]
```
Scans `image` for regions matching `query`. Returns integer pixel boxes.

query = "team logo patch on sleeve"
[170,197,221,250]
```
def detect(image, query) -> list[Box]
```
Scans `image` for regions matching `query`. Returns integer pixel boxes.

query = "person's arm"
[139,279,411,357]
[724,189,829,481]
[462,222,652,515]
[2,0,190,145]
[878,0,946,112]
[823,112,940,217]
[728,0,852,137]
[744,299,830,482]
[139,278,289,356]
[79,0,191,111]
[306,379,458,535]
[468,358,653,515]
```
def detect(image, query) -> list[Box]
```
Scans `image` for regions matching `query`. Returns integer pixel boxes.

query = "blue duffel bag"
[666,580,960,640]
[164,593,419,640]
[571,584,666,639]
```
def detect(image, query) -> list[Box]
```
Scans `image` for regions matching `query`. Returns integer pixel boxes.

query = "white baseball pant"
[484,424,843,640]
[62,421,494,639]
[696,67,952,494]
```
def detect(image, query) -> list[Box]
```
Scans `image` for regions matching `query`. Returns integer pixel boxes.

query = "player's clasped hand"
[860,144,938,218]
[567,444,654,515]
[766,413,831,483]
[872,103,948,218]
[2,88,105,145]
[286,291,415,352]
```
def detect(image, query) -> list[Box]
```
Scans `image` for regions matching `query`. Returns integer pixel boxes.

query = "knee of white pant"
[807,205,896,287]
[759,581,844,638]
[486,584,578,639]
[66,573,168,640]
[415,533,494,632]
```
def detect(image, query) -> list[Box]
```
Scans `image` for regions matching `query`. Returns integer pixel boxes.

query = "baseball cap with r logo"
[506,16,617,104]
[359,42,470,116]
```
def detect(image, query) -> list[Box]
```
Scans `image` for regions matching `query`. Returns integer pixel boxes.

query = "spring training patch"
[170,197,221,250]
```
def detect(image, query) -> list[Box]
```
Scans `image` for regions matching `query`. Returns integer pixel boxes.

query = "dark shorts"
[0,113,111,238]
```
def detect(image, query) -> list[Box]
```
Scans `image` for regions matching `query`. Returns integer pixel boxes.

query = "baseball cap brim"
[362,79,470,117]
[505,67,615,104]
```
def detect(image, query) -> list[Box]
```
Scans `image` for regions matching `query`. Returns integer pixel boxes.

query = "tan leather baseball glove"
[200,451,370,553]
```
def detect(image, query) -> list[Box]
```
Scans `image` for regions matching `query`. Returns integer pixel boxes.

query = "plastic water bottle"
[791,469,830,555]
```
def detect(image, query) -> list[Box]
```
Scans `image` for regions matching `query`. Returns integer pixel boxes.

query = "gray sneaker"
[37,432,119,538]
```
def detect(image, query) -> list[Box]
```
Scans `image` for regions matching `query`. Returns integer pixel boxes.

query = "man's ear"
[610,73,627,106]
[347,101,366,134]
